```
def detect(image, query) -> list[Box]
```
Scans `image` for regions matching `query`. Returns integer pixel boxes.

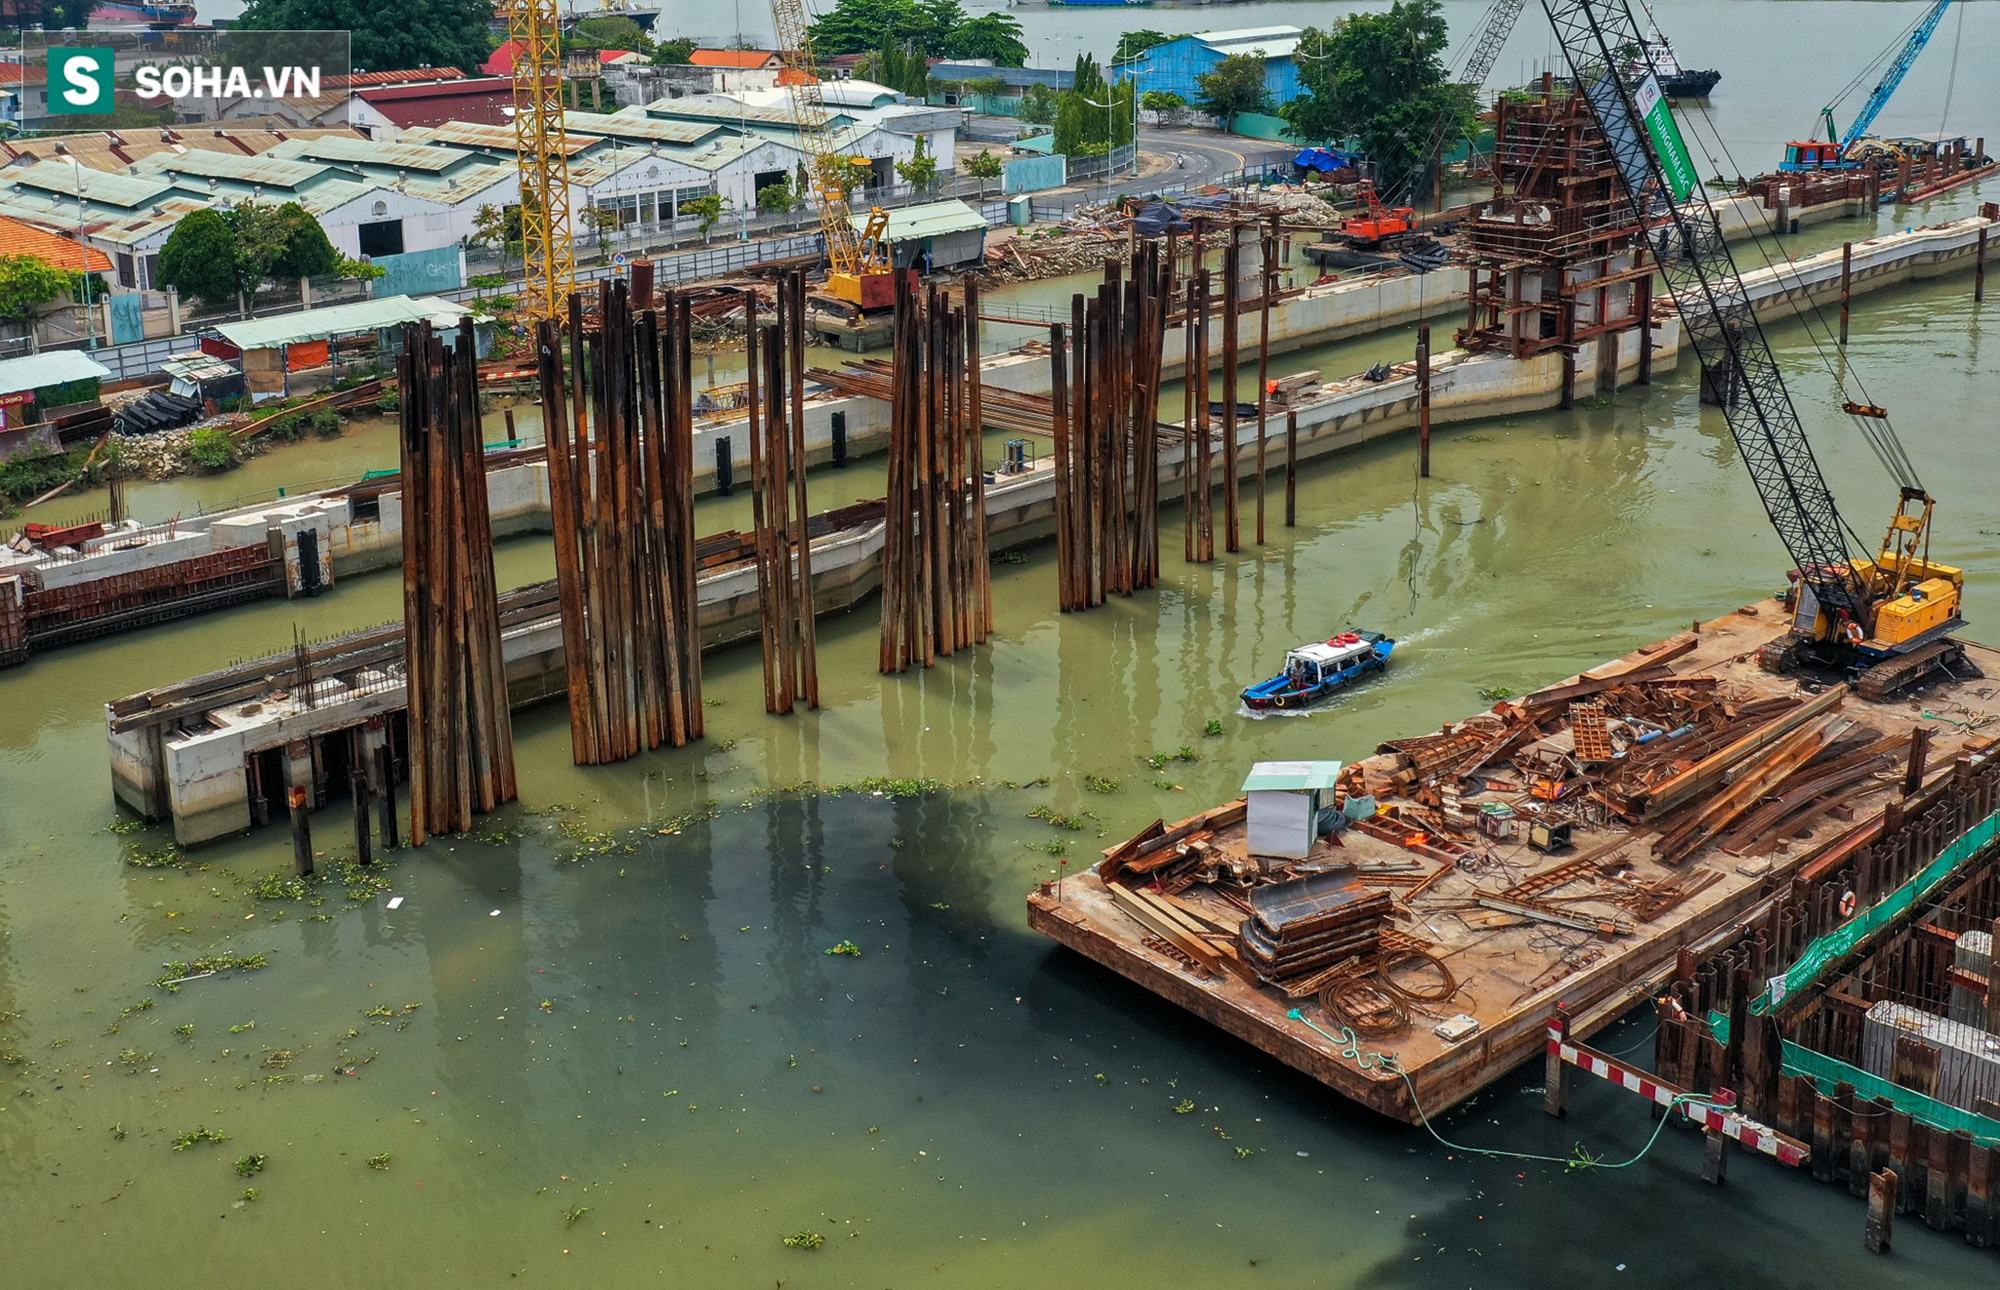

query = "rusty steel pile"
[744,270,822,711]
[878,274,994,671]
[397,317,519,842]
[1048,248,1175,611]
[533,280,706,764]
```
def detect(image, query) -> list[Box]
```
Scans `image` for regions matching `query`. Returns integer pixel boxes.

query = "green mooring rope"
[1287,1007,1721,1171]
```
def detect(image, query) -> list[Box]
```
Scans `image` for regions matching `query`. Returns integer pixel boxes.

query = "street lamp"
[1080,92,1133,189]
[64,157,98,350]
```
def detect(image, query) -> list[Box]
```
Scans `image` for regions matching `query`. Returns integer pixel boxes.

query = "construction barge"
[1028,604,2000,1136]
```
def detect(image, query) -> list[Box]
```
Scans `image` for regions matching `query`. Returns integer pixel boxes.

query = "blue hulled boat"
[1241,631,1394,712]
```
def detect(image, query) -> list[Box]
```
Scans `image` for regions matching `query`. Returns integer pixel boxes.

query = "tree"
[756,178,803,215]
[1140,89,1186,112]
[680,193,730,240]
[895,136,938,193]
[873,41,933,99]
[1281,1,1476,190]
[943,14,1028,67]
[808,0,964,59]
[572,15,648,52]
[1195,51,1271,127]
[965,148,1003,196]
[0,254,80,322]
[268,202,339,279]
[580,204,621,246]
[1017,82,1058,125]
[233,0,491,76]
[651,37,696,66]
[1113,30,1173,64]
[156,209,244,309]
[1052,55,1133,158]
[157,200,342,306]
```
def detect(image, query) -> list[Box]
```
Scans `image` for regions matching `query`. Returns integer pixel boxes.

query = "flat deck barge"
[1028,602,2000,1124]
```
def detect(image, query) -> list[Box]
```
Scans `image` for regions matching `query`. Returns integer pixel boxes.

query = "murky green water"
[12,4,2000,1281]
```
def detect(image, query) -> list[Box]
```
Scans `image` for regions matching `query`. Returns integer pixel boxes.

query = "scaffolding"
[1457,79,1654,396]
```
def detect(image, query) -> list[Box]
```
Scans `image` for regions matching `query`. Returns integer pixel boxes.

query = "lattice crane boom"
[503,0,576,323]
[1836,0,1951,149]
[1538,0,1868,621]
[771,0,860,273]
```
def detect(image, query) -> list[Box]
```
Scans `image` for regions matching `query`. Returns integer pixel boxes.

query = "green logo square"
[48,47,115,116]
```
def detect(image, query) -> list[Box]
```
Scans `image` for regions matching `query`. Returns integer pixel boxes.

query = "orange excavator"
[1339,182,1420,250]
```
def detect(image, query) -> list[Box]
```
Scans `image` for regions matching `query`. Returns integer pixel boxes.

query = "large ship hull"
[88,1,197,27]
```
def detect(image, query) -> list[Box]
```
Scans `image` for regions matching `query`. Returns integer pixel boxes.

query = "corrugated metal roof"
[216,295,474,351]
[143,149,347,190]
[562,113,724,146]
[409,120,604,157]
[0,350,113,397]
[7,161,178,209]
[280,136,467,173]
[854,199,988,242]
[644,96,837,129]
[1241,760,1342,792]
[1196,26,1304,57]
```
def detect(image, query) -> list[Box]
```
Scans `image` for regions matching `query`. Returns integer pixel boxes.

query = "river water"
[11,4,2000,1284]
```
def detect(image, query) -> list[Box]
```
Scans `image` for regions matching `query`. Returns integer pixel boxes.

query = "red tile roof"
[0,216,115,274]
[484,41,636,75]
[690,50,784,69]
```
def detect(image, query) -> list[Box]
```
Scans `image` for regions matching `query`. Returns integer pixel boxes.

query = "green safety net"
[1695,803,2000,1146]
[1699,1023,2000,1146]
[1780,1041,2000,1147]
[1748,807,2000,1015]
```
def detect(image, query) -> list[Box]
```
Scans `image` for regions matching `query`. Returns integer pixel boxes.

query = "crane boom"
[1538,0,1866,618]
[769,0,866,278]
[1837,0,1951,149]
[502,0,576,323]
[1404,0,1527,204]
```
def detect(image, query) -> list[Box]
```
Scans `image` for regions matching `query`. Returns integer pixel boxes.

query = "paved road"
[1140,127,1268,185]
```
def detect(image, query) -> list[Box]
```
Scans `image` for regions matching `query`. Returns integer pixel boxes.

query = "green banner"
[1633,75,1697,201]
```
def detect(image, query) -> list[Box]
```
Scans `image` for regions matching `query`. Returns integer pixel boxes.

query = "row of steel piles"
[1049,244,1175,610]
[1178,217,1283,562]
[879,272,994,671]
[533,280,704,765]
[397,318,517,844]
[744,269,821,712]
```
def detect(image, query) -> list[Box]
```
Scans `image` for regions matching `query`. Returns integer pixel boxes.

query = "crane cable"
[1809,4,1937,140]
[1937,1,1966,139]
[1671,101,1924,504]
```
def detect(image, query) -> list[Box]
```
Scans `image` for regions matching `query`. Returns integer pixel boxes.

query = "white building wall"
[314,179,515,257]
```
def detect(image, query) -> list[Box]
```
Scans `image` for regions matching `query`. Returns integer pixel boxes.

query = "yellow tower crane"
[503,0,578,322]
[768,0,895,309]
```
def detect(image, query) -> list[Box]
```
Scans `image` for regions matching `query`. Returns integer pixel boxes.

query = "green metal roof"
[216,295,474,351]
[1012,133,1056,154]
[0,349,112,397]
[852,199,987,243]
[1241,760,1343,792]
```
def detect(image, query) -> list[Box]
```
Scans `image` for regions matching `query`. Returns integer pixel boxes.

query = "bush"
[267,415,304,443]
[377,387,401,414]
[184,427,241,473]
[0,449,83,505]
[310,410,343,437]
[488,294,518,312]
[467,273,508,291]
